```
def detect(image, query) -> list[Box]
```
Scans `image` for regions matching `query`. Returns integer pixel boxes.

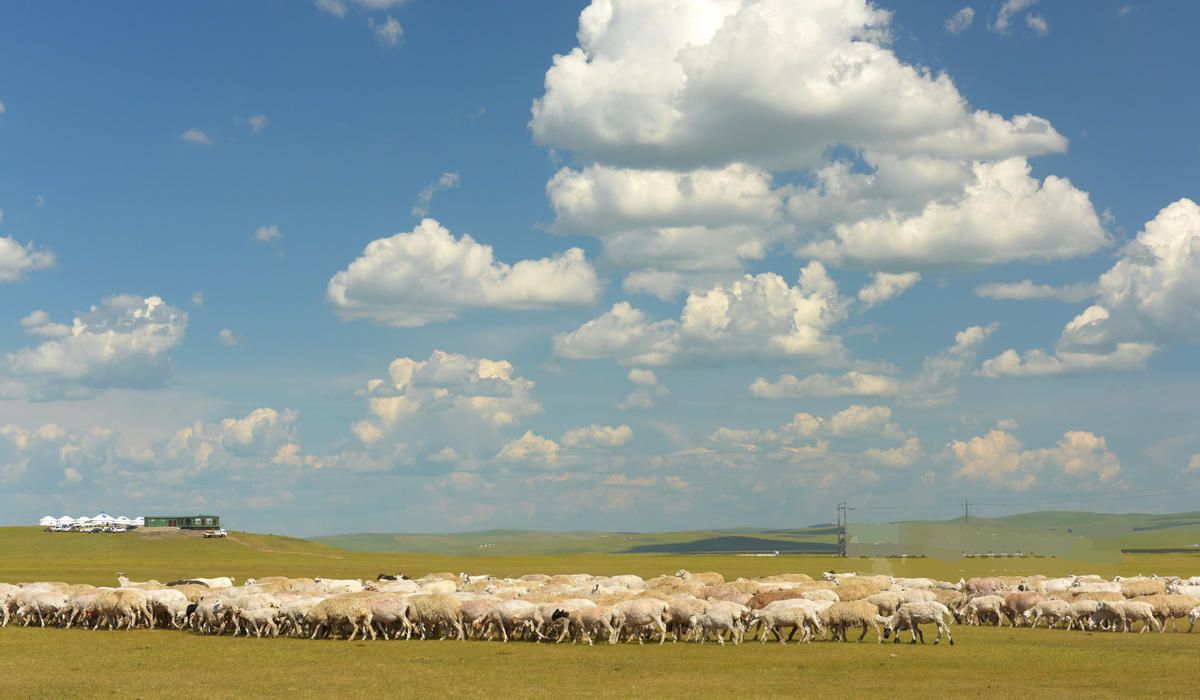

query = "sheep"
[882,602,955,645]
[313,577,365,594]
[277,597,326,637]
[1188,605,1200,633]
[613,598,670,644]
[306,595,374,641]
[567,605,621,645]
[406,593,464,641]
[891,577,938,590]
[865,592,904,616]
[802,588,840,603]
[752,599,825,643]
[1096,600,1159,633]
[1137,594,1200,632]
[475,600,547,642]
[748,604,821,644]
[664,596,708,642]
[831,582,882,602]
[1167,583,1200,598]
[182,577,234,589]
[1001,591,1045,627]
[959,595,1005,626]
[964,577,1006,595]
[235,605,281,638]
[674,570,725,587]
[1120,579,1167,598]
[1072,590,1125,603]
[819,601,883,643]
[143,589,190,628]
[366,594,413,640]
[747,589,809,610]
[1064,600,1102,631]
[116,573,163,590]
[688,601,749,646]
[1023,599,1072,629]
[420,579,459,595]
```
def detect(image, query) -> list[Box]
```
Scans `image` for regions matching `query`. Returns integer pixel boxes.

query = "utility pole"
[963,498,970,526]
[836,502,853,558]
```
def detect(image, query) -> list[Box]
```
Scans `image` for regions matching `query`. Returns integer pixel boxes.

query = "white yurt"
[39,516,57,527]
[115,516,132,525]
[133,517,145,527]
[56,516,76,526]
[93,513,115,525]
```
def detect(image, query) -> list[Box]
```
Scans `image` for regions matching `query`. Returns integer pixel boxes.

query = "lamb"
[613,598,670,644]
[819,601,883,643]
[882,602,955,645]
[959,595,1005,626]
[1022,599,1072,629]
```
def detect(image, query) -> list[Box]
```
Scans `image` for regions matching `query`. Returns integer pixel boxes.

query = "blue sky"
[1,0,1198,536]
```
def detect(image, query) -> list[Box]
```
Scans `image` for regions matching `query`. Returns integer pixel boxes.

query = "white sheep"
[882,602,955,645]
[613,598,670,644]
[1023,599,1072,629]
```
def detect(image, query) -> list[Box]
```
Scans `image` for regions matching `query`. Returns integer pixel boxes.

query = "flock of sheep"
[4,569,1200,645]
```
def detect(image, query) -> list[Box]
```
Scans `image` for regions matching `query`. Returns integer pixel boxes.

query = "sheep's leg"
[910,623,919,644]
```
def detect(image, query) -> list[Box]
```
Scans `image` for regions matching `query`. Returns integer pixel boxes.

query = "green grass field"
[3,523,1200,698]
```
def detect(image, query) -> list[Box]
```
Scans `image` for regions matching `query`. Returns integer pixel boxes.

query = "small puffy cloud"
[218,408,296,457]
[974,279,1094,303]
[993,0,1037,32]
[315,0,347,16]
[217,329,238,346]
[180,129,213,145]
[4,295,187,400]
[494,431,560,468]
[370,15,403,47]
[828,405,898,438]
[945,7,975,34]
[328,219,600,327]
[751,370,899,400]
[1188,454,1200,472]
[950,429,1034,490]
[950,428,1120,490]
[801,159,1106,268]
[20,311,70,338]
[1025,13,1049,36]
[752,324,994,405]
[0,237,56,282]
[0,100,6,114]
[561,424,632,448]
[619,368,669,410]
[411,171,460,217]
[246,114,269,133]
[191,291,204,307]
[253,225,282,243]
[351,350,541,463]
[555,262,848,366]
[858,272,920,307]
[979,342,1155,377]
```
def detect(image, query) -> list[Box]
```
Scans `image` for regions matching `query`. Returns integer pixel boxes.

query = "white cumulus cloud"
[858,272,921,307]
[0,237,55,282]
[945,7,975,34]
[328,218,600,327]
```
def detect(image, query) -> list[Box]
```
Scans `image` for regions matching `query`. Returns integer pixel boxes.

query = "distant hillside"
[315,511,1200,558]
[314,527,840,556]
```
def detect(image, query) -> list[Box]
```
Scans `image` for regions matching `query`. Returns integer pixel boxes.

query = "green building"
[142,514,220,529]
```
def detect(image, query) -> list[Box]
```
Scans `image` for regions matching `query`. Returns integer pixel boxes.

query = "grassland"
[3,523,1200,698]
